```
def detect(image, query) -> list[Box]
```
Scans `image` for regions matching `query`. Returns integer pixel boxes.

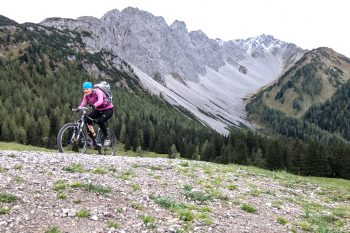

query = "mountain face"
[246,47,350,142]
[40,7,305,134]
[254,47,350,117]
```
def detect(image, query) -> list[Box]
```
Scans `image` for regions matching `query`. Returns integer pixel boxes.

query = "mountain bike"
[57,107,117,155]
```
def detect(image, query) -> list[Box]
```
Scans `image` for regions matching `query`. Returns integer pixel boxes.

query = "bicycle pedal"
[103,139,111,147]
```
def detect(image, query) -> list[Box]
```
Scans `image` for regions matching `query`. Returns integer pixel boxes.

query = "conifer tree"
[304,141,326,176]
[201,140,210,161]
[288,140,305,175]
[1,117,11,141]
[265,140,283,170]
[39,116,50,146]
[124,136,131,151]
[339,147,350,179]
[169,144,179,159]
[192,145,201,161]
[119,121,126,143]
[253,148,265,168]
[234,140,248,165]
[17,127,27,144]
[136,146,143,157]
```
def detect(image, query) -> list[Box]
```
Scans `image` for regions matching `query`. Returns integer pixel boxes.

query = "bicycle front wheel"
[57,122,87,154]
[96,129,117,156]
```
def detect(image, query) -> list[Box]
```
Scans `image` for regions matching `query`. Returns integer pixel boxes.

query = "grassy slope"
[0,142,55,152]
[0,141,169,158]
[0,142,349,232]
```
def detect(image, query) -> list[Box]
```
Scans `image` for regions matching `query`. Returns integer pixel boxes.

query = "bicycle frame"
[72,108,88,142]
[70,108,87,142]
[72,107,98,143]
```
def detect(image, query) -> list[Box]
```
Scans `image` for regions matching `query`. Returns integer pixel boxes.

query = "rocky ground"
[0,150,349,233]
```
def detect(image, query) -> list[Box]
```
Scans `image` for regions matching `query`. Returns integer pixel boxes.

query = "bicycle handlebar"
[71,106,92,112]
[70,106,97,123]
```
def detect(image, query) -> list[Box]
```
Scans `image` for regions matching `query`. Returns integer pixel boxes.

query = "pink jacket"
[79,89,113,111]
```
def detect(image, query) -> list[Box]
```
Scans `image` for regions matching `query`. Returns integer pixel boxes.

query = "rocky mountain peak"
[189,30,208,40]
[76,16,99,22]
[119,7,167,26]
[254,34,278,46]
[41,7,302,81]
[40,7,305,133]
[170,20,188,34]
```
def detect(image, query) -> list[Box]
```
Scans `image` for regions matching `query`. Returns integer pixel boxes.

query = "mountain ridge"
[39,7,305,134]
[246,47,350,142]
[254,47,350,117]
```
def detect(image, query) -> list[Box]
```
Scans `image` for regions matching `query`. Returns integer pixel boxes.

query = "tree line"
[303,79,350,140]
[1,21,349,180]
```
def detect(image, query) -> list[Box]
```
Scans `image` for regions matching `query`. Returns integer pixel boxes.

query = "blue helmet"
[82,81,93,89]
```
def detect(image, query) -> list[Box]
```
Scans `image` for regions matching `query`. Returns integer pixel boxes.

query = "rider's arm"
[78,95,88,109]
[93,89,104,108]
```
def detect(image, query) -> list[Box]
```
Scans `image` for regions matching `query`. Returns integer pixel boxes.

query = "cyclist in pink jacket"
[78,81,113,148]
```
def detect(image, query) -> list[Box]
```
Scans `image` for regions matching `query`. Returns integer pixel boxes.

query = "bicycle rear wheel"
[57,122,87,154]
[96,128,117,156]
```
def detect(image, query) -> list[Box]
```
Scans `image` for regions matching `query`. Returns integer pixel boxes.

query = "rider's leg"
[95,108,113,146]
[85,110,103,147]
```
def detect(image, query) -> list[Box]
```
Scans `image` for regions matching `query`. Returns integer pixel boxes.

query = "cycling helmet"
[82,81,93,89]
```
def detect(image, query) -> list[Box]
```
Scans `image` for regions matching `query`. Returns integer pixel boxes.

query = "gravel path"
[0,150,348,233]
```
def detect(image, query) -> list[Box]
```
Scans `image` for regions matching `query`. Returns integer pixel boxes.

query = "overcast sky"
[2,0,349,57]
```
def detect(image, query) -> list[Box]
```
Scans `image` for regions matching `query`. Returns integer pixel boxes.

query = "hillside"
[1,150,350,233]
[303,80,350,140]
[247,48,350,142]
[0,16,223,160]
[257,48,350,118]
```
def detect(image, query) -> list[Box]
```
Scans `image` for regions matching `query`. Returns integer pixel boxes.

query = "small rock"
[91,215,98,221]
[103,211,112,217]
[67,210,75,217]
[62,209,70,214]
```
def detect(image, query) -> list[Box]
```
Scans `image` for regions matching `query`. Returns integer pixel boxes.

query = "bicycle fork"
[71,121,84,144]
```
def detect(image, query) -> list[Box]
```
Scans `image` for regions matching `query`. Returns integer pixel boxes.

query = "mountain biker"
[76,81,113,148]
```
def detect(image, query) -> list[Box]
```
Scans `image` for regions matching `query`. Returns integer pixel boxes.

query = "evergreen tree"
[288,140,305,175]
[253,148,265,168]
[136,146,143,157]
[1,117,11,141]
[339,147,350,179]
[169,144,179,159]
[16,127,27,144]
[234,140,249,165]
[265,140,283,170]
[304,141,331,176]
[191,145,200,161]
[124,135,131,151]
[39,115,50,146]
[201,140,210,161]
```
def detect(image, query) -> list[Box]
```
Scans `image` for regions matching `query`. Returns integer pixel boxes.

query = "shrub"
[0,193,17,203]
[240,203,257,213]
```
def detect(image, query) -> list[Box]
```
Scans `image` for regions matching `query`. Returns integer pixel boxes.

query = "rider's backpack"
[94,81,113,103]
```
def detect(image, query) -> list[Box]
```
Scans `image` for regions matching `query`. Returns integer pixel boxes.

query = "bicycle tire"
[57,122,87,154]
[96,128,117,156]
